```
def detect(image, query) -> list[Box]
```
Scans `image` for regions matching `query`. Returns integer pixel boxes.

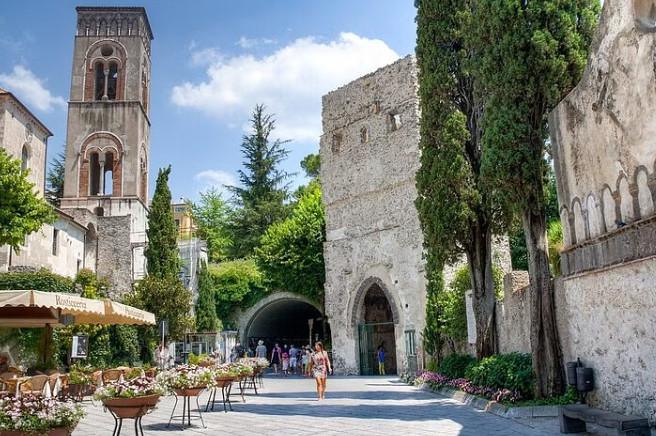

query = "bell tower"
[60,7,153,293]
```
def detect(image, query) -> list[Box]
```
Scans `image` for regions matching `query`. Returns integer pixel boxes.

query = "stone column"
[102,67,109,100]
[98,154,106,195]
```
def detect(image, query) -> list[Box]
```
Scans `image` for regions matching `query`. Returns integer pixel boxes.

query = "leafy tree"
[45,151,65,206]
[209,259,266,324]
[145,166,180,279]
[300,153,320,179]
[255,181,325,303]
[422,267,444,364]
[195,261,220,332]
[190,189,232,263]
[228,105,291,257]
[129,275,194,340]
[473,0,600,397]
[415,0,503,358]
[0,148,55,250]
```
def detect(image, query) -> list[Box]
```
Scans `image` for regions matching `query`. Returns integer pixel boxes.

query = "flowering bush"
[415,371,523,403]
[157,365,215,391]
[0,395,85,434]
[69,363,96,385]
[93,375,164,401]
[214,363,243,379]
[239,357,269,369]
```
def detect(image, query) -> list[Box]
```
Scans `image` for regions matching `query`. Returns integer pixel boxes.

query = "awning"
[101,300,156,325]
[0,290,155,327]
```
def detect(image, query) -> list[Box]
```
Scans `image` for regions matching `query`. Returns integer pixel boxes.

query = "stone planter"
[102,394,161,418]
[173,387,205,397]
[0,427,74,436]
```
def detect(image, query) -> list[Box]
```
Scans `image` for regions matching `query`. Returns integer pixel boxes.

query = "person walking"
[271,343,282,374]
[255,340,267,359]
[308,341,332,400]
[376,344,385,375]
[302,347,310,376]
[288,344,298,375]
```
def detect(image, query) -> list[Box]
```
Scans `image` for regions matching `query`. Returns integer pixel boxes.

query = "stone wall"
[96,215,133,295]
[495,272,531,355]
[321,56,425,375]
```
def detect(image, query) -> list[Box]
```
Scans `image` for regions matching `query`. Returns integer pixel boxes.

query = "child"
[282,351,289,376]
[302,348,310,376]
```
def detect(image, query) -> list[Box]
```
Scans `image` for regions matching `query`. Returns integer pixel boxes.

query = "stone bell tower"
[60,7,153,294]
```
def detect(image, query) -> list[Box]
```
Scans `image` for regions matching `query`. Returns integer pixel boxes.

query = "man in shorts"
[288,344,298,374]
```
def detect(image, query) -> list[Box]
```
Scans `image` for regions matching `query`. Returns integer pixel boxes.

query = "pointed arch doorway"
[356,281,397,375]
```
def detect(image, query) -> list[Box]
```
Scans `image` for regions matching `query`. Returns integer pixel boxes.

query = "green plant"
[547,220,563,277]
[465,352,534,399]
[195,262,220,332]
[438,354,477,379]
[188,353,209,365]
[209,259,267,324]
[0,269,74,293]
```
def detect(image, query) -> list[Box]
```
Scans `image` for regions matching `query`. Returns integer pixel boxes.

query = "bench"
[560,404,650,435]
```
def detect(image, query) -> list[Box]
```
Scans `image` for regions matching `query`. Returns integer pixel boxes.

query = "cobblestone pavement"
[73,376,592,436]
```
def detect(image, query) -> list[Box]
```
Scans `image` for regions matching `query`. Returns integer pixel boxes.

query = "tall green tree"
[415,0,502,358]
[190,189,232,263]
[255,181,325,303]
[300,153,320,179]
[195,261,219,332]
[228,105,291,257]
[145,166,180,279]
[45,151,65,206]
[0,148,55,250]
[210,259,266,325]
[473,0,599,397]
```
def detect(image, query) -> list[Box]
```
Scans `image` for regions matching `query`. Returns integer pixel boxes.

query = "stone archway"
[238,292,324,354]
[351,277,398,376]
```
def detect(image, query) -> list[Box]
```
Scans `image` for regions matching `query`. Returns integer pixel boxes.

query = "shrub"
[0,269,73,293]
[438,353,476,379]
[464,352,534,399]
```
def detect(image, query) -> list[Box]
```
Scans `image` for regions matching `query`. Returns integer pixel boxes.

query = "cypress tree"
[473,0,600,397]
[195,261,219,332]
[145,166,180,279]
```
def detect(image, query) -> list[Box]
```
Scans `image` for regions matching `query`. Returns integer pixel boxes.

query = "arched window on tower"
[21,145,29,173]
[94,63,105,101]
[104,152,114,196]
[89,152,100,195]
[107,62,118,100]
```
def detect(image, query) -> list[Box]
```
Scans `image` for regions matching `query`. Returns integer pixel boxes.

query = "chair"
[101,369,123,384]
[48,373,60,396]
[19,375,49,397]
[6,367,22,376]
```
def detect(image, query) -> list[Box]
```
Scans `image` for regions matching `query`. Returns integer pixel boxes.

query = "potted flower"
[67,364,96,400]
[93,375,164,419]
[157,365,214,397]
[0,395,85,436]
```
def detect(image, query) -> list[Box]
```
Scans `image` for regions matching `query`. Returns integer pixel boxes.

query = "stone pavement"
[73,376,601,436]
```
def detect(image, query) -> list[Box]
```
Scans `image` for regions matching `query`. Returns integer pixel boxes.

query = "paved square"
[74,376,570,435]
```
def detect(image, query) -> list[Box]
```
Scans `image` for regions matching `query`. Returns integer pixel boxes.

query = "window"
[404,330,416,356]
[331,133,343,154]
[107,62,118,100]
[21,145,29,173]
[94,60,119,101]
[94,63,105,101]
[390,113,402,131]
[52,229,59,256]
[360,127,369,144]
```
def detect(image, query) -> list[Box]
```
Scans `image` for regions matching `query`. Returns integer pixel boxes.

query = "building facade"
[321,57,425,375]
[172,202,207,302]
[0,88,88,278]
[59,7,153,293]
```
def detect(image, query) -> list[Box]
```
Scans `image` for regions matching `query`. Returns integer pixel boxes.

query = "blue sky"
[0,1,417,202]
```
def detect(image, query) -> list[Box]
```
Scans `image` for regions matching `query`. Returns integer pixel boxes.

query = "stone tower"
[60,7,153,294]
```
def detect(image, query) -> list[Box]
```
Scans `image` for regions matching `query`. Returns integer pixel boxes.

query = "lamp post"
[308,318,314,347]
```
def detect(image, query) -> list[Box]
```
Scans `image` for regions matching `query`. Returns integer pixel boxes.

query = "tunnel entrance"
[245,298,325,353]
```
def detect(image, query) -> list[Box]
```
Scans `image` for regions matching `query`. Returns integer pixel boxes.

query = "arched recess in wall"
[601,185,616,232]
[560,207,572,246]
[349,277,400,328]
[79,132,123,197]
[586,194,602,238]
[635,167,654,218]
[84,39,128,101]
[617,176,634,224]
[572,199,586,243]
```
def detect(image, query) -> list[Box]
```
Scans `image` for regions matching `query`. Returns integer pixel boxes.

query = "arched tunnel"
[244,298,327,351]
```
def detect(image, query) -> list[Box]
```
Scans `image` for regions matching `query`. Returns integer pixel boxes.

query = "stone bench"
[560,404,650,435]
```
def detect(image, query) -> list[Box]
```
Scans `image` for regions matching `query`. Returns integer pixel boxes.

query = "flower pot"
[102,394,161,418]
[173,387,205,396]
[0,428,73,436]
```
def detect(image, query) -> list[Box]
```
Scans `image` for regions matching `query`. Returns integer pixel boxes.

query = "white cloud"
[0,65,65,112]
[190,47,223,67]
[195,170,238,196]
[171,32,399,142]
[237,36,276,49]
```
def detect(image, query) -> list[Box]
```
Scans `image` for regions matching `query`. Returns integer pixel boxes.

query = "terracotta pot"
[102,394,160,418]
[0,427,72,436]
[173,387,205,396]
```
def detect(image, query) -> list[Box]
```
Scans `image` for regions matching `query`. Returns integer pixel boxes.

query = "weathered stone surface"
[550,0,656,249]
[496,272,531,355]
[96,215,133,296]
[321,56,425,375]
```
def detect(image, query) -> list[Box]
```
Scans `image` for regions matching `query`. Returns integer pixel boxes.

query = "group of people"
[252,340,332,400]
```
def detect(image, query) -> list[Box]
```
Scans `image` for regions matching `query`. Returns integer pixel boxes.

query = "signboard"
[71,335,89,359]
